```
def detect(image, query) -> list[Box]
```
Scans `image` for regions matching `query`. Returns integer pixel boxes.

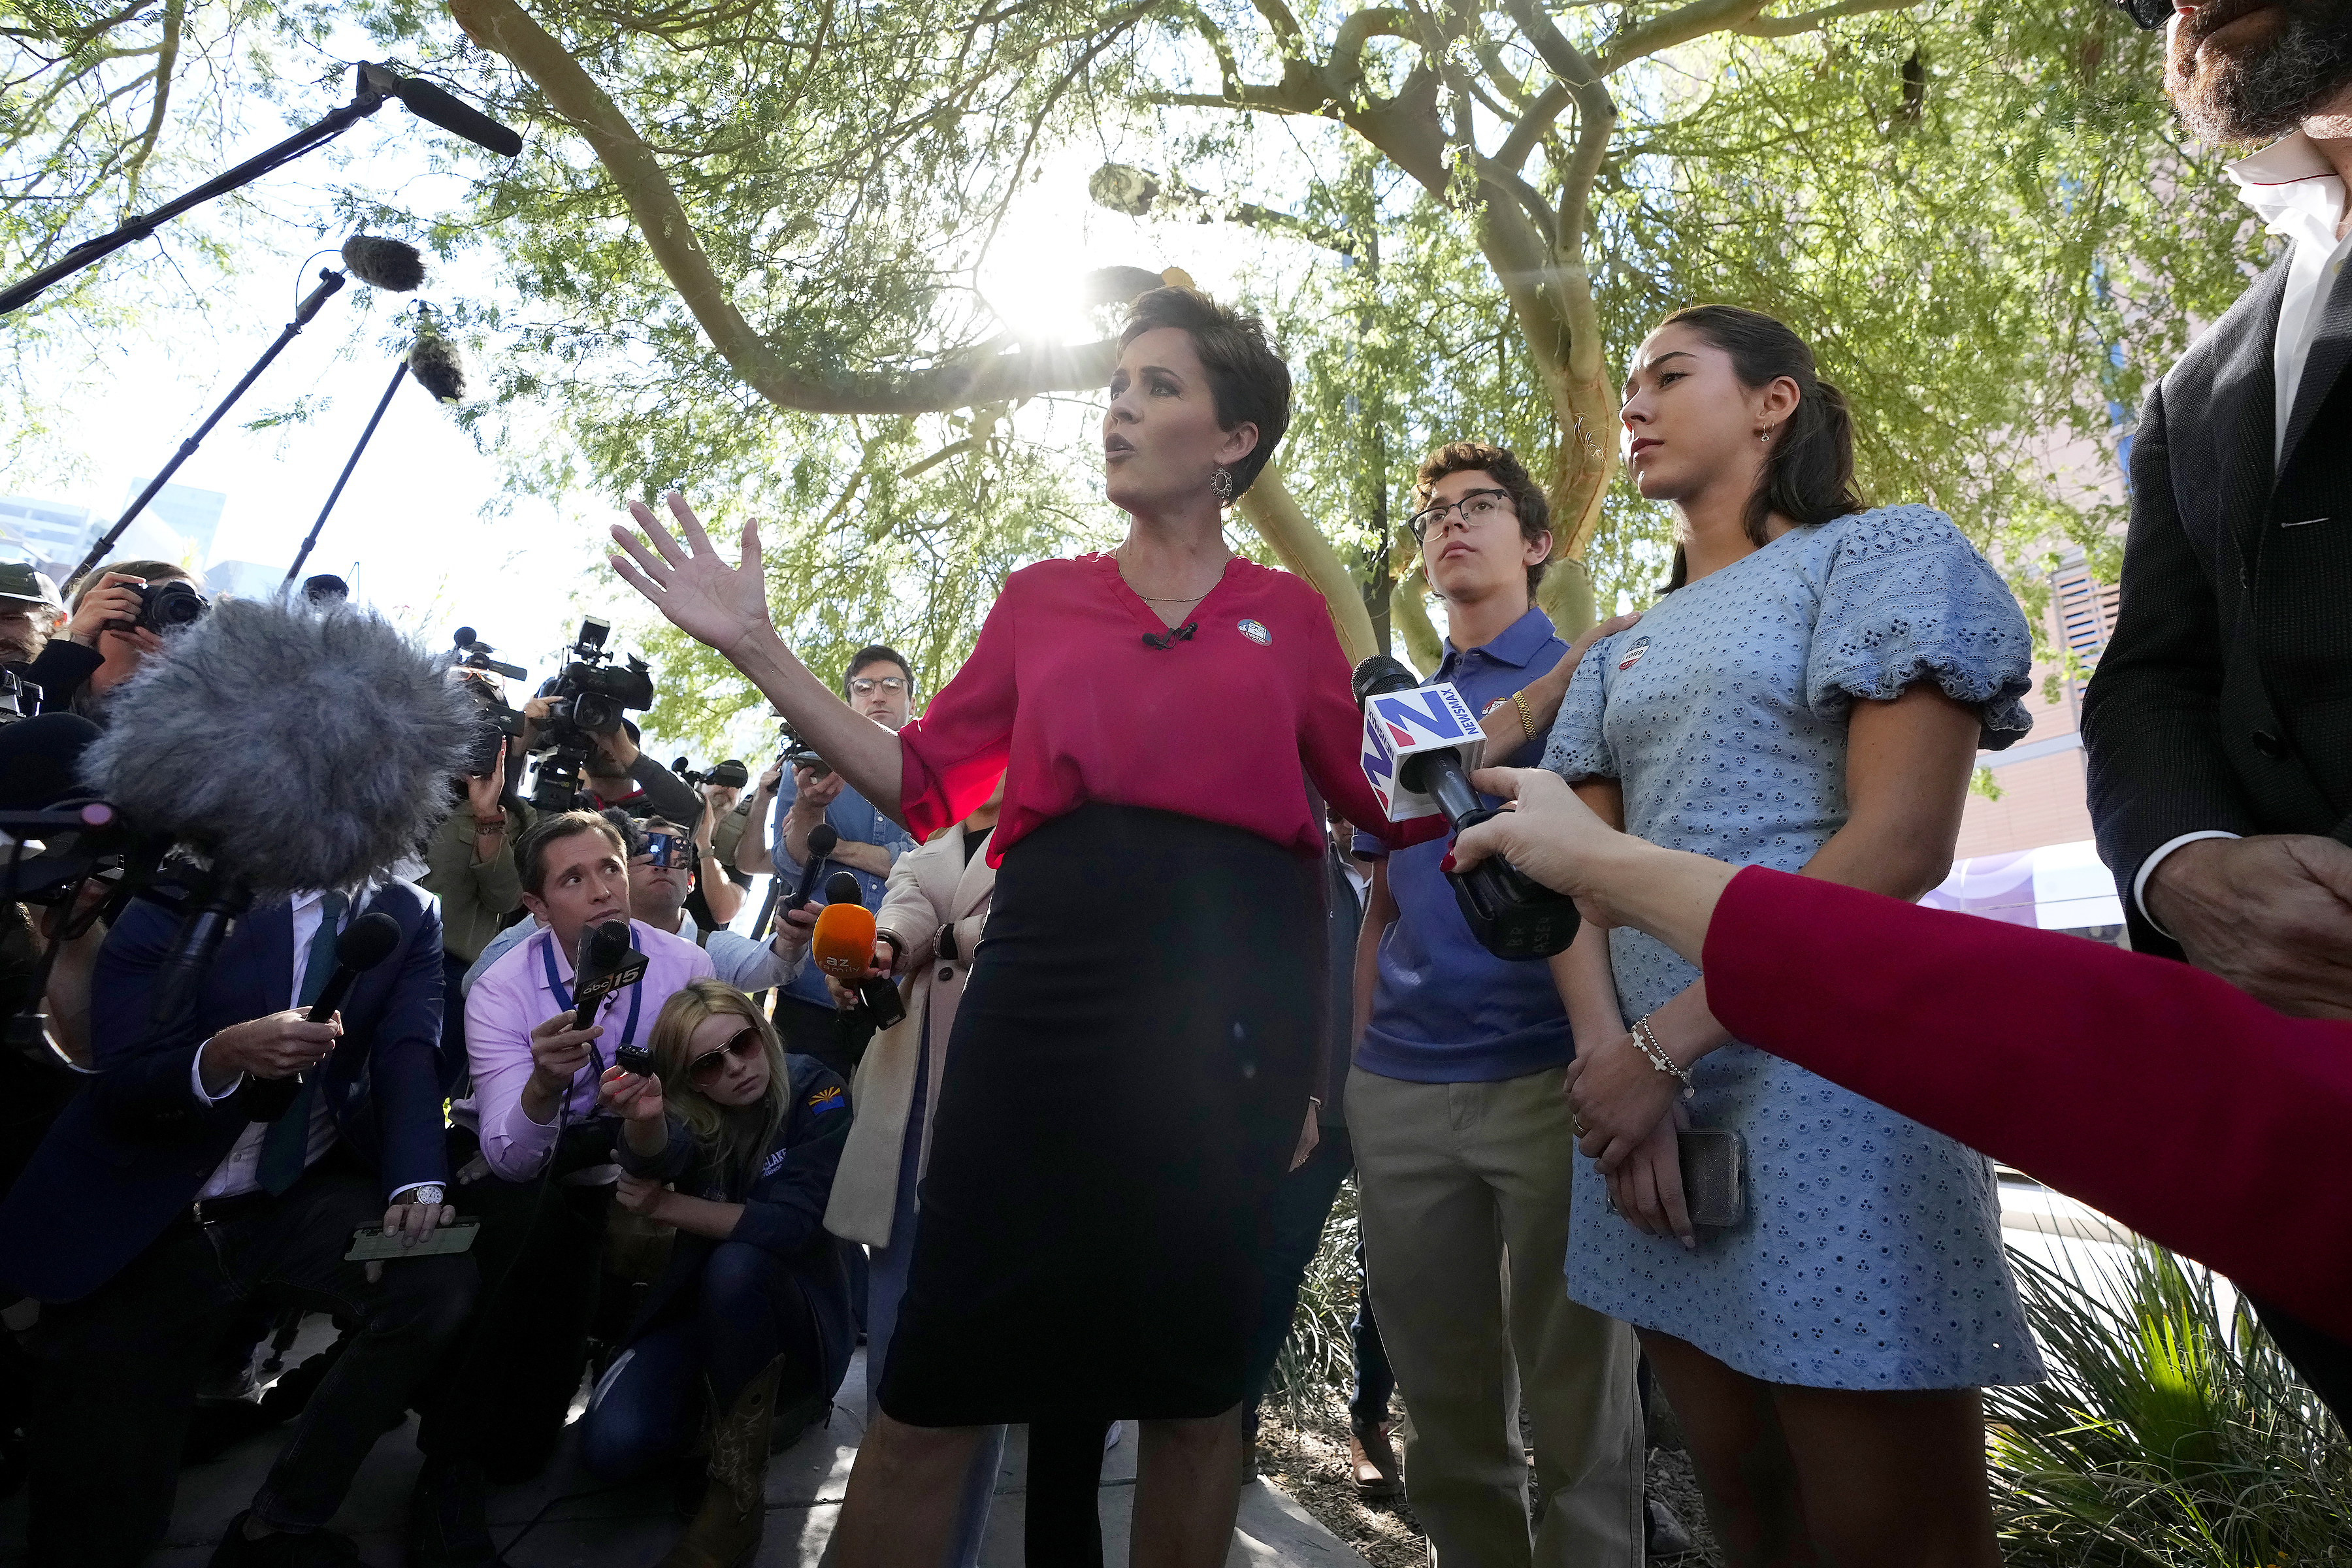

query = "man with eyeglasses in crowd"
[738,645,920,1078]
[1347,444,1647,1568]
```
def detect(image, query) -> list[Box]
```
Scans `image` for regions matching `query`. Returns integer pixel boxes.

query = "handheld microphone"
[570,918,647,1028]
[811,870,906,1029]
[786,823,838,911]
[1352,655,1579,960]
[246,909,403,1119]
[304,911,402,1024]
[355,63,525,157]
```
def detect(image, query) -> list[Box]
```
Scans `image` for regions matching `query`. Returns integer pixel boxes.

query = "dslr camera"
[451,628,527,777]
[529,617,655,810]
[108,579,209,635]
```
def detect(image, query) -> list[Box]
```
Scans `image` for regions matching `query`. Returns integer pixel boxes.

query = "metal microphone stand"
[0,82,389,318]
[65,269,348,587]
[284,359,408,584]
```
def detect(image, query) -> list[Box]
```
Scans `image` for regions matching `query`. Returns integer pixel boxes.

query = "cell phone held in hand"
[1677,1126,1744,1229]
[613,1042,653,1075]
[346,1218,482,1262]
[1605,1126,1746,1230]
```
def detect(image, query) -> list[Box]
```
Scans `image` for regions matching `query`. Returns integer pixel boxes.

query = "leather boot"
[1348,1418,1403,1498]
[659,1355,783,1568]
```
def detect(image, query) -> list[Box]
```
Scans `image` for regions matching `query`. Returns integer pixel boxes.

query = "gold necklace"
[1116,544,1225,602]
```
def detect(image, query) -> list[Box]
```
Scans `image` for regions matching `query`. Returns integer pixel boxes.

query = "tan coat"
[821,821,995,1247]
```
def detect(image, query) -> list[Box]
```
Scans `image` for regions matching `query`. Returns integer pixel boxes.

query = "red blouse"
[898,553,1434,863]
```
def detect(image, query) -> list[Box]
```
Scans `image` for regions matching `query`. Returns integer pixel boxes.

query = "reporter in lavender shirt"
[409,811,715,1560]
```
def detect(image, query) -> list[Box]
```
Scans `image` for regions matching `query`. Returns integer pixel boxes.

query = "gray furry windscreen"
[80,597,478,896]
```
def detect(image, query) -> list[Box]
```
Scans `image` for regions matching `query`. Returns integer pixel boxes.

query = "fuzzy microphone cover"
[340,234,425,292]
[80,596,478,896]
[408,327,466,403]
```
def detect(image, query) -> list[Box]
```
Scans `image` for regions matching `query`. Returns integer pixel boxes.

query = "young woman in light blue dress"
[1542,305,2045,1568]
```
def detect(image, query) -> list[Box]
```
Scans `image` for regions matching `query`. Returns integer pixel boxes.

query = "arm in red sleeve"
[1701,866,2352,1341]
[896,582,1020,843]
[1293,607,1446,852]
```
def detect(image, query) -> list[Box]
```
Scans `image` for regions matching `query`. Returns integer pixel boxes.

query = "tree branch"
[448,0,1131,415]
[117,0,180,205]
[1235,461,1378,664]
[1599,0,1766,73]
[1737,0,1922,37]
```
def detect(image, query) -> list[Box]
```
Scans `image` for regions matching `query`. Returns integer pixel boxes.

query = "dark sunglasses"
[687,1026,764,1086]
[2112,0,2168,28]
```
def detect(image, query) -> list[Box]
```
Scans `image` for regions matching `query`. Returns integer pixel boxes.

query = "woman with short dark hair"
[608,286,1577,1565]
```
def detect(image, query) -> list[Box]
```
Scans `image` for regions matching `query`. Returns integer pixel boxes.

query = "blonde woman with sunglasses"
[580,979,857,1567]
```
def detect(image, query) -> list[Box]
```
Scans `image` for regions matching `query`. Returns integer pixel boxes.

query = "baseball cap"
[0,564,63,612]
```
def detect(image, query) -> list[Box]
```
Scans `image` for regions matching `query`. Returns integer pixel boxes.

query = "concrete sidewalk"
[0,1344,1370,1567]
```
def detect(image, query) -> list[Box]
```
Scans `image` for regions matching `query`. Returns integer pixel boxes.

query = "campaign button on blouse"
[1616,636,1651,672]
[1237,617,1271,645]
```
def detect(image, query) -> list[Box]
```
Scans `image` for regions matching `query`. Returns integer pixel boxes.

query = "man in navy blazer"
[1,878,479,1568]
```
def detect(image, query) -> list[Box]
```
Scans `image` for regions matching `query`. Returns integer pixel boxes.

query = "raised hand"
[609,491,777,664]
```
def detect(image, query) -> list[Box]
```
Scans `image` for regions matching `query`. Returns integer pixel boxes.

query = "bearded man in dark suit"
[2083,0,2352,1410]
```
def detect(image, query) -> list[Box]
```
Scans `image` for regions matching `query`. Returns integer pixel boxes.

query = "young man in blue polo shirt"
[1349,443,1642,1568]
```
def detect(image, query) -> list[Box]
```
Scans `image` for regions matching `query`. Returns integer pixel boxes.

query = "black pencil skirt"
[874,803,1324,1426]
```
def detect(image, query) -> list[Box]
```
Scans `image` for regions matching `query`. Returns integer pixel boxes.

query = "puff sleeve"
[1539,638,1621,781]
[1804,505,2034,749]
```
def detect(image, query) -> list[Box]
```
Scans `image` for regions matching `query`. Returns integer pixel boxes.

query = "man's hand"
[65,572,146,649]
[791,764,845,812]
[365,1197,459,1282]
[465,746,507,819]
[2144,834,2352,1019]
[613,1172,671,1218]
[204,1011,341,1091]
[773,900,819,960]
[527,1010,602,1092]
[519,695,554,751]
[590,722,640,770]
[754,759,785,798]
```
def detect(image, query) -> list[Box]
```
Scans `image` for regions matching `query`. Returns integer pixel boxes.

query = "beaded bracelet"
[1631,1015,1696,1100]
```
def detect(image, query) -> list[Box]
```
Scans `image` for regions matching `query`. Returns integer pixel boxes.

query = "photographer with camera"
[59,559,206,716]
[678,762,752,930]
[749,647,917,1076]
[0,564,108,717]
[419,674,534,1092]
[411,810,717,1565]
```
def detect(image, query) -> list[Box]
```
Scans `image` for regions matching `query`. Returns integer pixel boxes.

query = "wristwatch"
[406,1185,446,1207]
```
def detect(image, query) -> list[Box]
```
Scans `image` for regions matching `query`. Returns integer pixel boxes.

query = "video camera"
[529,616,654,810]
[672,756,750,792]
[450,627,527,777]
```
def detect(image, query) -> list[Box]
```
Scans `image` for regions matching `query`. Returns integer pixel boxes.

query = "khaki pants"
[1348,1064,1642,1568]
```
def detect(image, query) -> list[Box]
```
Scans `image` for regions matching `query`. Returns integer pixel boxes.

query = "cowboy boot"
[659,1355,783,1568]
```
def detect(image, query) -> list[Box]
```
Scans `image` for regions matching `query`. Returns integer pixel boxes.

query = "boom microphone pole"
[284,306,466,585]
[67,267,348,587]
[0,62,520,319]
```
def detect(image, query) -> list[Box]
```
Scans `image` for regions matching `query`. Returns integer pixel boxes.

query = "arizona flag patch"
[808,1084,845,1116]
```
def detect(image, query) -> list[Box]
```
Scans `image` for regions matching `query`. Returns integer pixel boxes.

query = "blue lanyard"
[538,926,645,1050]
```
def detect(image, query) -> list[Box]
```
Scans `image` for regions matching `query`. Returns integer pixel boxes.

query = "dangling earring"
[1756,428,1772,444]
[1210,465,1235,504]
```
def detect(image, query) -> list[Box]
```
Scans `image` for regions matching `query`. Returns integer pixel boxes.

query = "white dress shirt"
[188,887,431,1202]
[2132,132,2351,928]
